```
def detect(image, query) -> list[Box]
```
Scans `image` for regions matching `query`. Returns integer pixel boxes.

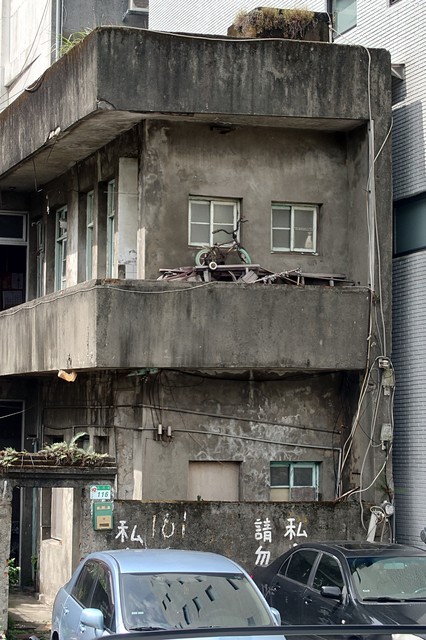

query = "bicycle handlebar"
[212,218,246,235]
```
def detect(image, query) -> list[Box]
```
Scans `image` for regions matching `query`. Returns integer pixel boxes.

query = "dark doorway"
[0,245,27,311]
[0,401,23,565]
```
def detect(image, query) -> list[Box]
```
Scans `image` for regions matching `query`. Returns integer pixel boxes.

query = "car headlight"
[392,634,425,640]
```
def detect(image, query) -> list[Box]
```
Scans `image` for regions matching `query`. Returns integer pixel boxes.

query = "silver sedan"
[50,548,281,640]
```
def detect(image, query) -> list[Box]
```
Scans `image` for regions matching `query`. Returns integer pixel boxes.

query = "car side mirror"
[80,608,105,633]
[320,586,342,601]
[270,607,281,625]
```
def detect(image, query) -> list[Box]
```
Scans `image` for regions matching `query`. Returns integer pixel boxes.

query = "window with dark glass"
[394,194,426,256]
[285,549,318,585]
[313,553,344,590]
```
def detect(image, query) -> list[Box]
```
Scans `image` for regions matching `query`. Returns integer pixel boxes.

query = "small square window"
[270,461,319,501]
[189,198,239,246]
[0,213,27,242]
[271,203,317,253]
[270,462,289,487]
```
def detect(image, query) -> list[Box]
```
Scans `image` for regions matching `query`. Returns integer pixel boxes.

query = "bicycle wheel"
[195,249,211,266]
[238,248,252,264]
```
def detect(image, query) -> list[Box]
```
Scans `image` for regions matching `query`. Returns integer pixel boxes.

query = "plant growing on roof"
[59,28,92,56]
[38,432,109,466]
[0,448,20,469]
[233,7,317,40]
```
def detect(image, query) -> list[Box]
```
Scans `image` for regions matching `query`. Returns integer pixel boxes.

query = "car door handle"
[304,595,312,605]
[63,607,69,615]
[271,584,280,593]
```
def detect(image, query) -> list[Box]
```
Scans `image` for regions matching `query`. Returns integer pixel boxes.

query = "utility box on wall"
[92,502,114,530]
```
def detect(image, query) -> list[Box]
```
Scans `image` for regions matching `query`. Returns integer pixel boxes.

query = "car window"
[71,560,98,608]
[312,553,344,590]
[121,572,273,630]
[349,555,426,600]
[90,564,115,631]
[284,550,319,585]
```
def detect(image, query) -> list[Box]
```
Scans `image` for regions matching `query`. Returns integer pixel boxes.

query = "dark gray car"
[252,541,426,631]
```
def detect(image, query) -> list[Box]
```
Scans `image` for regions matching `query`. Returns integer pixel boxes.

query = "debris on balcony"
[158,265,354,286]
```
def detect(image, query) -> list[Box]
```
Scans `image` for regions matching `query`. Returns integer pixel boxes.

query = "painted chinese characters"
[254,516,308,566]
[115,511,187,547]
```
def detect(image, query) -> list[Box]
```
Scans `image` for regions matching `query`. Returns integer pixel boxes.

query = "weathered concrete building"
[0,26,392,605]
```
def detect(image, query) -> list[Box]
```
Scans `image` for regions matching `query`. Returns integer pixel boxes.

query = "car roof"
[291,541,426,558]
[83,549,248,574]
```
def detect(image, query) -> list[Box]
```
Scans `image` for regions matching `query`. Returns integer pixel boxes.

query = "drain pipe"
[54,0,63,61]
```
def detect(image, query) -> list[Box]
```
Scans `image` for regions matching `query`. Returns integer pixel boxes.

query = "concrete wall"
[0,281,371,376]
[81,500,370,573]
[0,481,12,635]
[0,28,391,181]
[37,494,368,605]
[141,121,370,283]
[39,369,358,505]
[38,488,76,605]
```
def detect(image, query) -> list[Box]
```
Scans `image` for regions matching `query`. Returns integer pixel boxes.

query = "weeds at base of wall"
[6,618,49,640]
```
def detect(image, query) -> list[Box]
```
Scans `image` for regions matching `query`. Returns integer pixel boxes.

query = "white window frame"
[270,461,319,490]
[188,198,240,247]
[55,206,67,291]
[271,203,318,253]
[86,190,94,280]
[36,220,45,298]
[106,180,116,277]
[0,212,27,244]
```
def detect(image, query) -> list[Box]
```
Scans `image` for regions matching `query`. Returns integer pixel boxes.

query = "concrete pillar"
[0,480,13,635]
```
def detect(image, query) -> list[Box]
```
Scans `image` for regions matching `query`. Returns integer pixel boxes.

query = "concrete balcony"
[0,280,370,375]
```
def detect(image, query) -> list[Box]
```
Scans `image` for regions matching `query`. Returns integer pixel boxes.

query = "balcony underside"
[0,280,370,376]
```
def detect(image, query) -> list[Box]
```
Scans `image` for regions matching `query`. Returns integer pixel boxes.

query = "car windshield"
[121,572,273,630]
[348,555,426,601]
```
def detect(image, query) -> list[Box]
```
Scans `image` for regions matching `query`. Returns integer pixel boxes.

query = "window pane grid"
[55,206,67,291]
[0,213,26,242]
[189,198,239,246]
[272,204,317,253]
[271,462,318,489]
[106,180,115,277]
[86,191,94,280]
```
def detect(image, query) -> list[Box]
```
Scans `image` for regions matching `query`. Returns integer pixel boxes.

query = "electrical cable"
[328,19,395,505]
[43,400,342,437]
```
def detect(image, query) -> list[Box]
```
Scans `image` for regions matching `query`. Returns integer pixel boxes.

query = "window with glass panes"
[270,462,318,489]
[271,203,317,253]
[0,212,26,242]
[36,220,45,297]
[189,198,240,246]
[86,191,94,280]
[55,206,67,291]
[329,0,357,34]
[106,181,116,277]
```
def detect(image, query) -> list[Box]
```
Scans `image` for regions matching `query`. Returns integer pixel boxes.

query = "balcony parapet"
[0,279,370,376]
